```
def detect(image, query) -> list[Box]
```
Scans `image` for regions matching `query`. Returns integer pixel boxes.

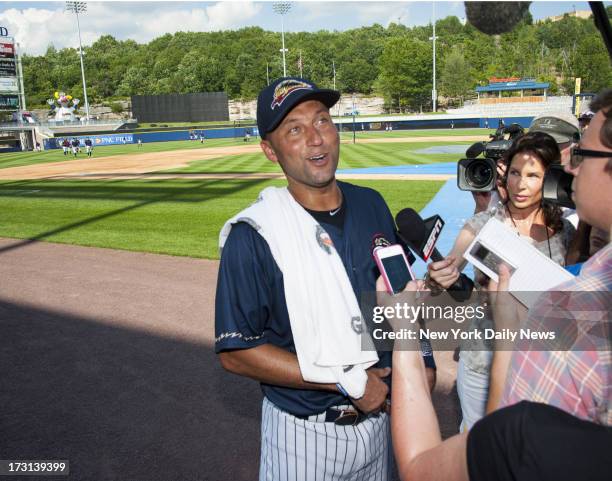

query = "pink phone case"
[374,245,413,294]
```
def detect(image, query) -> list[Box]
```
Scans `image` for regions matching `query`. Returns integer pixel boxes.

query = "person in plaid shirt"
[497,89,612,425]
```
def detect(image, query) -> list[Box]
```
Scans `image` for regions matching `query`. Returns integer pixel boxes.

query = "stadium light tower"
[65,1,90,122]
[273,2,292,77]
[429,2,437,112]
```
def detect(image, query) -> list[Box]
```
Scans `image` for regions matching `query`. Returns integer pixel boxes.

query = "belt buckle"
[334,409,361,426]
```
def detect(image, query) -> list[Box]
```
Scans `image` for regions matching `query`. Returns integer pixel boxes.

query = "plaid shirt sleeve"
[501,245,612,426]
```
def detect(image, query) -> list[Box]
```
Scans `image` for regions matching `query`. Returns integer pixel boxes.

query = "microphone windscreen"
[465,1,532,35]
[395,208,427,246]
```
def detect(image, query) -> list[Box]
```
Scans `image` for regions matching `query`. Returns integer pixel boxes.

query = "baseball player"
[62,138,70,155]
[84,138,93,157]
[71,138,80,157]
[215,77,436,481]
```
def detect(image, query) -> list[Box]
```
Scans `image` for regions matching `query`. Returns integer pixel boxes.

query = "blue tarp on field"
[338,162,458,175]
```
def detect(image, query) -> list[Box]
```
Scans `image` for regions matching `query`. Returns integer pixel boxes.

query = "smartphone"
[467,241,517,281]
[374,244,415,294]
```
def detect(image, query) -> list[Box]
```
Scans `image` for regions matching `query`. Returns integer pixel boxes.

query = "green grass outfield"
[0,128,490,171]
[0,179,443,259]
[337,127,489,139]
[163,140,471,174]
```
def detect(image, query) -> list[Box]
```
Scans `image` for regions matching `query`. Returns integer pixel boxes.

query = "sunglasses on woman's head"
[569,147,612,168]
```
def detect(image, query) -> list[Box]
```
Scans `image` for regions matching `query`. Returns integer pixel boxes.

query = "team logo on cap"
[271,79,313,110]
[536,118,555,129]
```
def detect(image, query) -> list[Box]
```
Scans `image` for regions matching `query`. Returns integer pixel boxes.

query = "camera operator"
[465,123,524,214]
[470,114,580,216]
[430,132,575,430]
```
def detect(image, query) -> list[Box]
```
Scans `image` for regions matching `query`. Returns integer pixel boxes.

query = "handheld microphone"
[395,209,445,262]
[395,208,474,302]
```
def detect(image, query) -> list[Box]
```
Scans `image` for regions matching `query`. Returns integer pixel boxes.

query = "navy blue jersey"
[215,181,432,416]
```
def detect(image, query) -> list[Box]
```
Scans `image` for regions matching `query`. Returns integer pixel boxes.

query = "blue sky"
[0,1,608,55]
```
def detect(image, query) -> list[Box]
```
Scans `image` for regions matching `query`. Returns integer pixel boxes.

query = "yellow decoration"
[54,91,60,99]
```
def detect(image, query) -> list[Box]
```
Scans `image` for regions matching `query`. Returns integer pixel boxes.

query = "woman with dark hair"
[427,131,576,430]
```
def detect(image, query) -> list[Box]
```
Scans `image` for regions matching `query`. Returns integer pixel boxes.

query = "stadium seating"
[447,96,573,117]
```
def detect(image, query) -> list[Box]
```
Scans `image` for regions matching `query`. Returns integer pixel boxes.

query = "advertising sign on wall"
[0,41,14,59]
[52,134,134,148]
[93,134,134,145]
[0,77,18,92]
[0,94,19,109]
[0,58,16,76]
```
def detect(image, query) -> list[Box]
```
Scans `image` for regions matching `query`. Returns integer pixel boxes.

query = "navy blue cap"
[257,77,340,139]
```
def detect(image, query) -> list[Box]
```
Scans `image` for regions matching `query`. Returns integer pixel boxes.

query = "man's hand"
[472,191,491,213]
[488,263,511,291]
[489,264,528,332]
[351,367,391,414]
[376,276,423,305]
[488,264,519,329]
[376,277,426,332]
[495,160,508,202]
[486,264,518,414]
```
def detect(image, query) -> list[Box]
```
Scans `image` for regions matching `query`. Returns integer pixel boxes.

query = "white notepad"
[463,218,574,307]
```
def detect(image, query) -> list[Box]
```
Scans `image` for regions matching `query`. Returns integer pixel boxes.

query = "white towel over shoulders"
[219,186,378,398]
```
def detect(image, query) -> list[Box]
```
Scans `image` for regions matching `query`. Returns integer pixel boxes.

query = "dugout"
[475,77,550,104]
[131,92,229,123]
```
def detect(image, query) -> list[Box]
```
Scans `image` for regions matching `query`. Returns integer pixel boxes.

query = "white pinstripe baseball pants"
[259,397,393,481]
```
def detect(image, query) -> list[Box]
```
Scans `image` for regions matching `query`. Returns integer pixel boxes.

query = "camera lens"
[466,160,494,189]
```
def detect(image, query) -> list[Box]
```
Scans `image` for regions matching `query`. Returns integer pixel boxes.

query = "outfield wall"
[337,116,534,131]
[41,116,534,150]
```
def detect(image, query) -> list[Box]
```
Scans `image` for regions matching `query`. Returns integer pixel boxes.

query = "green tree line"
[22,9,612,112]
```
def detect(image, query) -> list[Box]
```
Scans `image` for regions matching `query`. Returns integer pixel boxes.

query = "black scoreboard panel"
[131,92,229,122]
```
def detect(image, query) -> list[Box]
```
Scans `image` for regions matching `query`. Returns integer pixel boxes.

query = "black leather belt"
[296,407,369,426]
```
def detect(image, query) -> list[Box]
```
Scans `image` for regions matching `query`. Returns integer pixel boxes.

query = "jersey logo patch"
[351,316,364,334]
[271,79,313,110]
[371,233,391,257]
[316,225,334,254]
